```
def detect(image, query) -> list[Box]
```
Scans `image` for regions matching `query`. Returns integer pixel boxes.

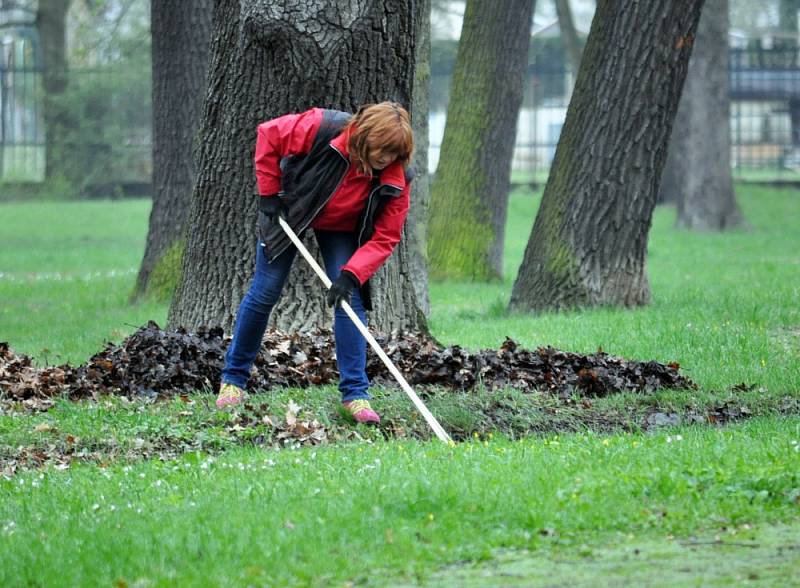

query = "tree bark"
[554,0,582,73]
[670,0,743,230]
[168,0,429,335]
[131,1,212,302]
[427,0,536,281]
[657,101,686,205]
[36,0,72,182]
[406,0,432,316]
[509,0,705,313]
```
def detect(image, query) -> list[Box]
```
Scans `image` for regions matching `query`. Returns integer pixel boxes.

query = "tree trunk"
[554,0,582,73]
[657,93,687,205]
[131,1,212,302]
[168,0,429,335]
[406,0,432,316]
[779,0,799,66]
[427,0,536,281]
[509,0,705,313]
[36,0,71,182]
[780,1,800,140]
[780,0,800,37]
[671,0,743,230]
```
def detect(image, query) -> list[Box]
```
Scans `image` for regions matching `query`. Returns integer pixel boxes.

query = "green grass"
[732,167,800,183]
[429,185,800,394]
[1,186,799,585]
[1,186,798,396]
[412,521,800,587]
[1,187,798,431]
[0,199,166,363]
[1,384,796,468]
[1,417,798,586]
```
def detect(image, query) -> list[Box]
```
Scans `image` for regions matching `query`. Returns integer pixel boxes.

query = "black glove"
[258,193,287,227]
[326,270,360,308]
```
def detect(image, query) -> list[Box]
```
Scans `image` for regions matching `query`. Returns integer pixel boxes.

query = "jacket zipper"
[357,184,383,245]
[357,183,404,245]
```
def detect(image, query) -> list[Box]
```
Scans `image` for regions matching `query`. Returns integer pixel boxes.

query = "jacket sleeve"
[341,185,411,284]
[254,109,321,196]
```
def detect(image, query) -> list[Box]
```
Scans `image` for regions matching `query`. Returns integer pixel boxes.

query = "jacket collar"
[330,127,406,189]
[330,126,352,157]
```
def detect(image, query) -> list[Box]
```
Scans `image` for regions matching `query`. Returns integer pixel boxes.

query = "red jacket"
[254,108,410,285]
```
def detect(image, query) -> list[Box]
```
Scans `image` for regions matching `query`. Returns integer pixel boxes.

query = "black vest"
[258,109,414,310]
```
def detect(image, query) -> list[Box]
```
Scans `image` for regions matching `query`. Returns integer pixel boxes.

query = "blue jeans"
[222,230,370,402]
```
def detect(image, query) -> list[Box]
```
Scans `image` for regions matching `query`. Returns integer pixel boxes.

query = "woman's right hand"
[258,193,287,227]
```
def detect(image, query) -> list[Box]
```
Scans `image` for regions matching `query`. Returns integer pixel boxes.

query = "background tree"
[778,0,800,151]
[778,0,799,58]
[509,0,705,313]
[31,0,151,194]
[405,0,433,317]
[427,0,536,281]
[168,0,430,334]
[660,0,743,230]
[131,1,212,302]
[36,0,72,182]
[554,0,582,73]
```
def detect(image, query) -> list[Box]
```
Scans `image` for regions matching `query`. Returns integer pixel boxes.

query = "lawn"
[1,418,799,586]
[430,185,800,394]
[2,186,799,397]
[0,185,799,586]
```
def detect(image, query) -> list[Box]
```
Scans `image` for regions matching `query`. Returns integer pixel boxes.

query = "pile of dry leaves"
[1,321,694,409]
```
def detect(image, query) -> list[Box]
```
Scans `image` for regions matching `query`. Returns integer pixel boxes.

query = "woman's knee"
[244,283,282,311]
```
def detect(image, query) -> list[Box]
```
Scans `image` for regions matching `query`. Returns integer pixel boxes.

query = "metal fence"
[729,47,800,178]
[430,47,800,184]
[1,64,43,181]
[2,47,800,191]
[0,64,152,189]
[2,4,152,191]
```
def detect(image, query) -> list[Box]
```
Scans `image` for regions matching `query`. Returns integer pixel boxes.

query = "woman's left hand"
[326,271,360,308]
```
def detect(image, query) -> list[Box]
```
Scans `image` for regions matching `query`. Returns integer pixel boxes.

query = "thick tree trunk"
[406,0,432,316]
[666,0,743,230]
[427,0,536,281]
[657,100,686,205]
[37,0,71,182]
[509,0,705,313]
[131,1,212,302]
[168,0,429,335]
[554,0,582,73]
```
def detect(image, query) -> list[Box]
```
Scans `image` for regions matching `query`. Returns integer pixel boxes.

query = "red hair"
[344,102,414,175]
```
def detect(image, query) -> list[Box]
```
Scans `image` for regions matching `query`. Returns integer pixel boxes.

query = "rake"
[278,217,453,444]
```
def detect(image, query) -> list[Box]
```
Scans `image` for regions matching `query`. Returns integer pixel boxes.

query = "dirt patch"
[772,325,800,354]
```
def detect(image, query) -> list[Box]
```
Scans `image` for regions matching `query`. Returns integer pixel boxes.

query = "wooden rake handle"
[278,217,453,444]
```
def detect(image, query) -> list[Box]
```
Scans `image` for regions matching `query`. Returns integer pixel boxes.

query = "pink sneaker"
[343,399,381,424]
[216,383,245,409]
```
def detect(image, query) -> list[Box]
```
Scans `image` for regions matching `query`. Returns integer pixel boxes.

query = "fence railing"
[3,48,800,192]
[1,66,152,189]
[430,47,800,184]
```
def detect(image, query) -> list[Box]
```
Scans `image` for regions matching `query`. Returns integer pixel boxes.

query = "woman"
[216,102,415,424]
